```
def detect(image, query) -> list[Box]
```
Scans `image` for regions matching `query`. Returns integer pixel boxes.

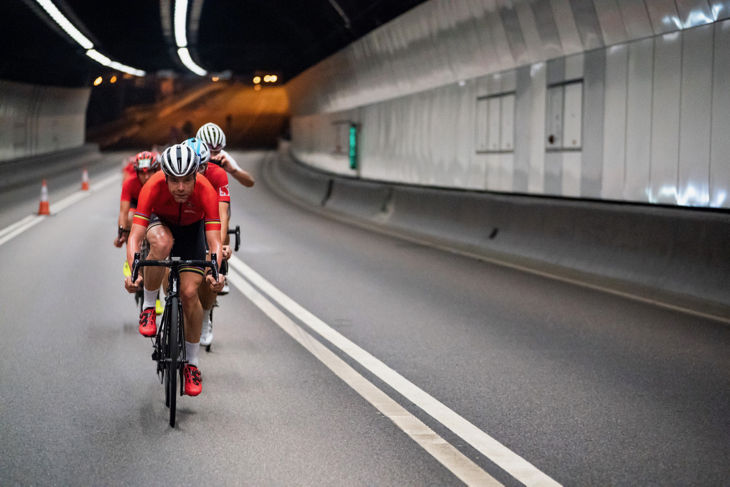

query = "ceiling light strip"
[173,0,207,76]
[33,0,145,76]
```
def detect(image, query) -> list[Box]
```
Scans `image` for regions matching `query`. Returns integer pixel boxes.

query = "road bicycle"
[204,225,240,353]
[132,252,219,428]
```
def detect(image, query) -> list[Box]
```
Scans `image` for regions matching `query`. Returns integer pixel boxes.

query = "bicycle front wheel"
[167,296,179,427]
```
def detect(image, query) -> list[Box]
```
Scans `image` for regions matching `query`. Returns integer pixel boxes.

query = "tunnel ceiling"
[6,0,427,87]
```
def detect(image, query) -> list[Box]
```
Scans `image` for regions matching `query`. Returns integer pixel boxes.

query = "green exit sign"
[349,124,357,170]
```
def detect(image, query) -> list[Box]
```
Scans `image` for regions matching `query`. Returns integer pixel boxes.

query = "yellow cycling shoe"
[123,261,132,278]
[156,298,164,315]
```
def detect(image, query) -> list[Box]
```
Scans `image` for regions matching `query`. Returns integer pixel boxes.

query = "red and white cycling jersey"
[132,171,221,231]
[202,163,230,203]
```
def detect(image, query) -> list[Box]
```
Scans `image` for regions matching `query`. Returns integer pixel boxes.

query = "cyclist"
[182,137,232,347]
[114,151,160,249]
[196,122,254,299]
[124,144,224,396]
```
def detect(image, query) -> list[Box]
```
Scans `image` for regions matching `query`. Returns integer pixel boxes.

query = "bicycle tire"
[168,296,179,427]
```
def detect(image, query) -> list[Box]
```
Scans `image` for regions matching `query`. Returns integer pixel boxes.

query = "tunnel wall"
[0,79,90,162]
[287,0,730,209]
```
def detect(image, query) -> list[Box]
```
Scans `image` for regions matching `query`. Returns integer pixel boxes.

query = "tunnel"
[2,1,730,485]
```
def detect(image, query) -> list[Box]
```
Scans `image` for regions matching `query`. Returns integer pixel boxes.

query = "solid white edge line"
[0,215,36,240]
[0,216,46,247]
[228,256,561,487]
[226,269,502,487]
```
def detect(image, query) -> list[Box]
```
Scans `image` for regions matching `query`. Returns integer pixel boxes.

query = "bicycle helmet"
[160,144,199,177]
[134,151,160,172]
[196,122,226,151]
[182,137,210,171]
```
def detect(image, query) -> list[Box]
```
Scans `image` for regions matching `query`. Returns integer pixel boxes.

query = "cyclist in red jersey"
[124,144,224,396]
[114,151,160,248]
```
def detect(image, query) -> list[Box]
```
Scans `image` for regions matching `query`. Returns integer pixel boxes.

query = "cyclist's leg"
[137,217,172,336]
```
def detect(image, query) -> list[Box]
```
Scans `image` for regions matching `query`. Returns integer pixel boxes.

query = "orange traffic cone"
[38,180,50,215]
[81,167,89,190]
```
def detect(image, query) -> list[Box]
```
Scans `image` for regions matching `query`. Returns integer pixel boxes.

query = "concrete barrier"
[267,150,730,311]
[0,144,102,191]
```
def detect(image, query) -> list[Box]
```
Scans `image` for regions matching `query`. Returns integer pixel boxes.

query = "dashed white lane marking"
[0,172,121,248]
[226,269,502,487]
[228,256,562,487]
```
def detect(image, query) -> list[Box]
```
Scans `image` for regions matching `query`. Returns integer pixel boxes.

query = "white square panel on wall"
[475,98,488,152]
[562,82,583,149]
[545,85,563,149]
[488,97,501,151]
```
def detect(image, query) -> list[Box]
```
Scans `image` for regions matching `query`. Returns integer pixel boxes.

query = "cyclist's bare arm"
[114,200,132,247]
[211,152,254,187]
[124,223,146,292]
[205,229,225,292]
[219,201,232,259]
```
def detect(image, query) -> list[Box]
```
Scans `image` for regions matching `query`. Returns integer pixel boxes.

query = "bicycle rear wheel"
[167,296,179,427]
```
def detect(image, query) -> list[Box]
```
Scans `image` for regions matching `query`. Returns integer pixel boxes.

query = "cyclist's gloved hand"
[211,151,240,174]
[206,272,224,293]
[222,245,232,260]
[113,234,127,248]
[124,273,143,293]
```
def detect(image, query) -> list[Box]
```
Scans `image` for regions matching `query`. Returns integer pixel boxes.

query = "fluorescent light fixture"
[177,47,207,76]
[174,0,189,47]
[34,0,145,77]
[86,49,146,76]
[35,0,93,49]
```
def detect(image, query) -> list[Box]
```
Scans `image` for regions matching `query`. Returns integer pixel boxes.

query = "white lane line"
[229,256,561,487]
[0,171,121,247]
[226,269,501,487]
[0,216,46,247]
[0,215,36,240]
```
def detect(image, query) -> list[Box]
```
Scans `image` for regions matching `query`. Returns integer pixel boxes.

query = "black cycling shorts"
[147,213,207,275]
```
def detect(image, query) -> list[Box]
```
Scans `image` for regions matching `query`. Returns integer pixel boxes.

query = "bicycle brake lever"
[210,253,219,282]
[132,252,141,283]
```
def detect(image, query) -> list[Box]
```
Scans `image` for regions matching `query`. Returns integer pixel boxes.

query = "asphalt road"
[1,151,728,486]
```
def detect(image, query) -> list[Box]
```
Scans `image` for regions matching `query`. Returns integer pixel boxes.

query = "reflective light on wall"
[93,76,102,86]
[110,75,117,83]
[34,0,145,76]
[174,0,207,76]
[254,84,261,91]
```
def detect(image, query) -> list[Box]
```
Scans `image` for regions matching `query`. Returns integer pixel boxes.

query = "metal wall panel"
[500,94,516,150]
[616,0,655,39]
[528,62,547,193]
[601,44,628,200]
[675,0,715,27]
[565,53,585,79]
[624,38,654,202]
[476,97,488,152]
[513,65,532,192]
[593,0,629,45]
[487,97,501,151]
[483,0,518,69]
[645,0,683,33]
[581,49,605,198]
[546,86,564,149]
[515,1,545,61]
[498,0,530,65]
[678,24,713,206]
[569,0,605,49]
[531,0,564,59]
[709,1,730,19]
[563,82,583,149]
[544,152,563,194]
[562,152,583,196]
[550,0,585,53]
[710,20,730,208]
[485,153,501,189]
[465,0,503,74]
[547,57,566,85]
[499,153,515,191]
[649,32,681,204]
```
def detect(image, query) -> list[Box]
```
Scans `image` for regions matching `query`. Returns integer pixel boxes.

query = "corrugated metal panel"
[562,152,583,196]
[515,1,545,61]
[624,38,654,202]
[649,31,681,205]
[709,0,730,19]
[513,65,532,192]
[544,152,563,194]
[616,0,655,39]
[710,20,730,208]
[498,0,530,65]
[528,63,547,194]
[465,0,503,73]
[678,24,713,206]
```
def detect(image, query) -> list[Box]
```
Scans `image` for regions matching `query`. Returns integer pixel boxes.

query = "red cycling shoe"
[139,307,157,337]
[184,365,202,396]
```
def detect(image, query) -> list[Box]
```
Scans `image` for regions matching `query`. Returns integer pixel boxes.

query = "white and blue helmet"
[182,137,210,172]
[160,144,199,177]
[196,122,226,151]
